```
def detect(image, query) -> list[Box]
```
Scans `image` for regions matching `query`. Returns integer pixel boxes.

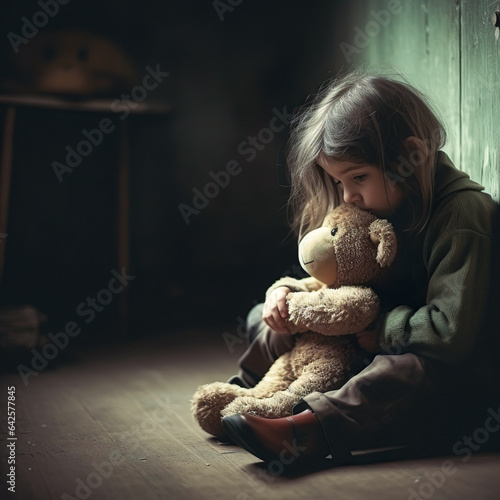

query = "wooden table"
[0,93,170,328]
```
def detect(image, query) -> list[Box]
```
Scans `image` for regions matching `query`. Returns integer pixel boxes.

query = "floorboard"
[1,328,500,499]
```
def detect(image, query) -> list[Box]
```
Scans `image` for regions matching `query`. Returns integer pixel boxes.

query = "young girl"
[222,69,499,464]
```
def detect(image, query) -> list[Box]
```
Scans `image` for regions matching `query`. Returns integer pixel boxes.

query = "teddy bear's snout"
[298,227,338,285]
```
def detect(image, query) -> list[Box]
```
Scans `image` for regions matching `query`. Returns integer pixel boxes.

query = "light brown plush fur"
[191,204,397,437]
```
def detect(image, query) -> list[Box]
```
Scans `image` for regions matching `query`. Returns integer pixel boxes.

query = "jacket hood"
[433,151,485,205]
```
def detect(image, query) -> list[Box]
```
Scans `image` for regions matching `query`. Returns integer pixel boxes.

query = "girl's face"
[318,156,405,217]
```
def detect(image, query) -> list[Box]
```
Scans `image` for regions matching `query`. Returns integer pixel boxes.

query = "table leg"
[0,106,16,291]
[118,119,131,332]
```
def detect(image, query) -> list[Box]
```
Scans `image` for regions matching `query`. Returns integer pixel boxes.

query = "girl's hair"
[287,68,447,239]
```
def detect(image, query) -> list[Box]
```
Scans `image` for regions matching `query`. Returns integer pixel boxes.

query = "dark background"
[0,0,344,341]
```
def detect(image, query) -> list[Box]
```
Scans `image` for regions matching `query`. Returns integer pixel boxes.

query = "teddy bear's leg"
[286,359,349,398]
[244,352,295,398]
[221,353,297,419]
[262,354,354,415]
[191,381,250,437]
[192,353,297,435]
[222,353,354,421]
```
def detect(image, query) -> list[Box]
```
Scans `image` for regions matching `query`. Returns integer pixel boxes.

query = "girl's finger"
[277,299,289,320]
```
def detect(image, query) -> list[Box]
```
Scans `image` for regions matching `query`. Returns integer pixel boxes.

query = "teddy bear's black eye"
[331,228,338,237]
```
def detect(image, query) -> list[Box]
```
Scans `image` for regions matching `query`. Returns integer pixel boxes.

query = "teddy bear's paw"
[269,390,303,413]
[221,395,294,420]
[190,382,246,437]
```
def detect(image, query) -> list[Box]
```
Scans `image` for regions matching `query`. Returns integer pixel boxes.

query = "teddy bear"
[191,203,397,437]
[2,30,138,96]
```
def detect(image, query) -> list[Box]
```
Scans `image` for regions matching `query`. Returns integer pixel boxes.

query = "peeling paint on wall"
[342,0,500,201]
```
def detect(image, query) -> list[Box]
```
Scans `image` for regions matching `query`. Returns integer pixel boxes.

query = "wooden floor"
[1,328,500,500]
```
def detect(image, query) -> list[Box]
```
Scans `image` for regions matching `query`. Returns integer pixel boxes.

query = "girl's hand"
[263,287,292,333]
[355,328,379,352]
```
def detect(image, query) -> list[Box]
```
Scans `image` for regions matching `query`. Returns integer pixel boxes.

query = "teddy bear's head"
[1,30,138,96]
[298,203,397,287]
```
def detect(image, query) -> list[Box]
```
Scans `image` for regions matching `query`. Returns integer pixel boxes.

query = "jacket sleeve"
[377,194,495,365]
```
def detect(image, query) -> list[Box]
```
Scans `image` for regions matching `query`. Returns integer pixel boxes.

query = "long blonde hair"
[287,68,447,239]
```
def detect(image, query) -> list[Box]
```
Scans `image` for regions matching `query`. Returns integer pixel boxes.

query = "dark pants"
[236,304,497,460]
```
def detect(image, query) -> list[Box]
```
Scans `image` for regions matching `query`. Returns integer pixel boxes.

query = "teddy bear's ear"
[369,219,397,267]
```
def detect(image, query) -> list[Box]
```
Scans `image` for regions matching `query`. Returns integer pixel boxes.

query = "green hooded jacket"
[377,151,498,365]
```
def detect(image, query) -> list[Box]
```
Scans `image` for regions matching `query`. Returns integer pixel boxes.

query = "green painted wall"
[332,0,500,201]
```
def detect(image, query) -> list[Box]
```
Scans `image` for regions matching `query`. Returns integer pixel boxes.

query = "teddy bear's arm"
[286,286,380,336]
[265,276,325,300]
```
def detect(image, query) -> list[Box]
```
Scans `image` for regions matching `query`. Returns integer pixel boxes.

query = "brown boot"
[222,410,333,464]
